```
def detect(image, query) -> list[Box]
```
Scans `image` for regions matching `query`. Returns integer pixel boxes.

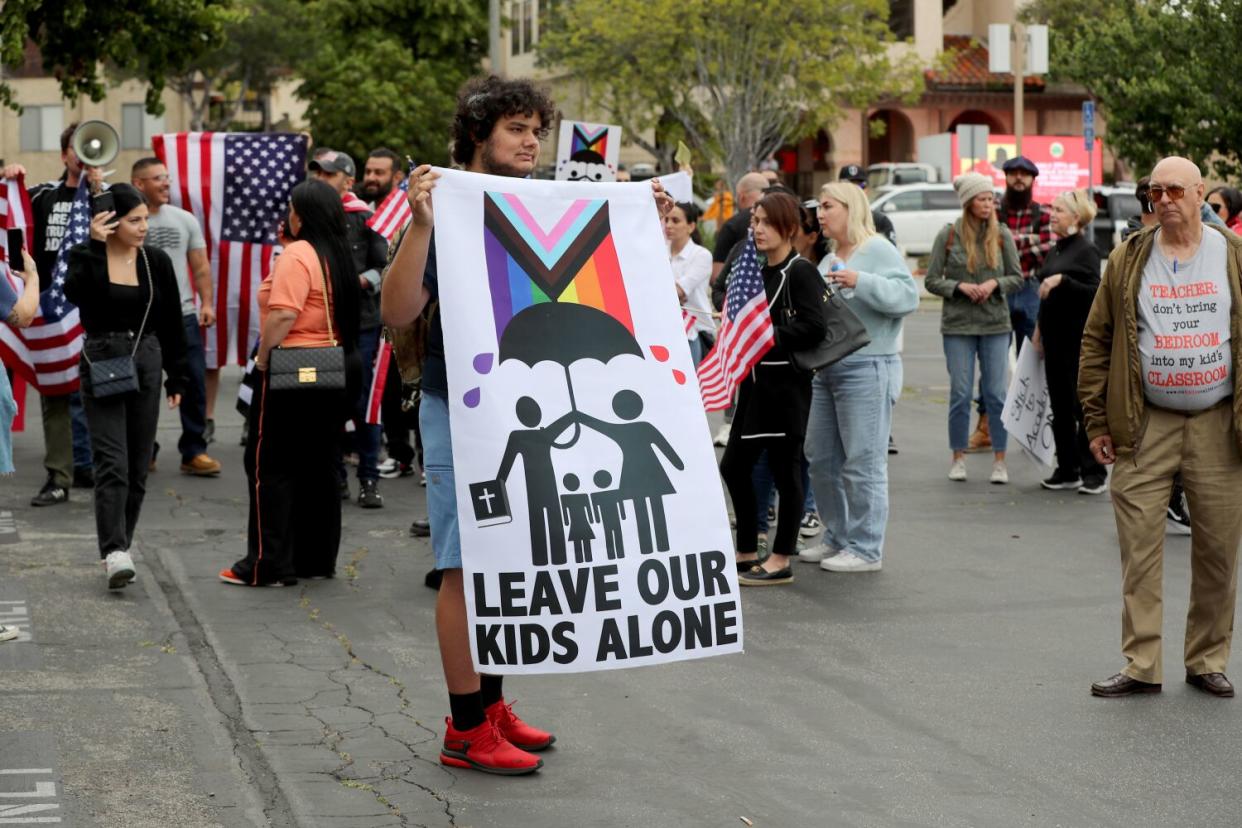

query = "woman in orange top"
[221,180,361,586]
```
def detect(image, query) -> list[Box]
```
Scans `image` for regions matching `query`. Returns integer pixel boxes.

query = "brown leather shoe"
[180,454,222,477]
[1091,672,1162,697]
[966,413,991,452]
[1186,672,1235,698]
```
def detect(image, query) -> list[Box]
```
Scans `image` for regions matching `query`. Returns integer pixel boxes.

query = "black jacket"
[64,240,189,397]
[346,210,388,331]
[1037,232,1101,336]
[732,251,827,440]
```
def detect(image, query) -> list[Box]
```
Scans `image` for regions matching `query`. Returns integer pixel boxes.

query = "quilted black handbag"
[82,249,155,398]
[268,254,346,392]
[777,255,871,373]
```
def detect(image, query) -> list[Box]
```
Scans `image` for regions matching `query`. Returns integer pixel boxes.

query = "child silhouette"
[590,470,628,560]
[560,473,596,564]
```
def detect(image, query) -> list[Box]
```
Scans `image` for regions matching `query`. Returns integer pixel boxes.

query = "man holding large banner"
[383,76,742,777]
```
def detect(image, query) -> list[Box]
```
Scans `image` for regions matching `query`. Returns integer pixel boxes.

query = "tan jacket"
[1078,223,1242,452]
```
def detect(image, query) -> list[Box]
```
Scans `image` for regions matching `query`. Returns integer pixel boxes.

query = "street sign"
[1082,101,1095,150]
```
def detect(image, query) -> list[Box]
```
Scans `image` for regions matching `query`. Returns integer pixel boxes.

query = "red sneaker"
[486,699,556,751]
[440,717,542,775]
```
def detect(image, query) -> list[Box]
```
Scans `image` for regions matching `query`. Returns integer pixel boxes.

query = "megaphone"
[71,120,119,168]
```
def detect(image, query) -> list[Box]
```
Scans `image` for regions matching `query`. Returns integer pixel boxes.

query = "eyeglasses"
[1147,184,1187,203]
[1210,201,1226,214]
[138,174,170,183]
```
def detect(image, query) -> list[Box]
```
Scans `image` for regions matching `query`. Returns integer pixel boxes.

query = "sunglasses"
[1210,201,1226,214]
[1147,184,1187,203]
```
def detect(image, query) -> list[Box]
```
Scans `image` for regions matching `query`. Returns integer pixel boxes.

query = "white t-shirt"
[669,241,714,338]
[146,204,207,315]
[1138,228,1232,410]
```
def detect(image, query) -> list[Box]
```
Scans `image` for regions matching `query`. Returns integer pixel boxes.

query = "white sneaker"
[990,460,1008,485]
[377,457,399,475]
[0,625,18,643]
[820,550,882,573]
[948,458,967,481]
[713,423,731,447]
[797,543,839,563]
[104,550,136,590]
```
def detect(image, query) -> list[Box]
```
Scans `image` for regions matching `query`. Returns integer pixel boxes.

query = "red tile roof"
[926,35,1045,91]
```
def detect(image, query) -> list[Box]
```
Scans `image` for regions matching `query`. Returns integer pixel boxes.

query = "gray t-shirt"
[1138,228,1232,410]
[146,204,207,315]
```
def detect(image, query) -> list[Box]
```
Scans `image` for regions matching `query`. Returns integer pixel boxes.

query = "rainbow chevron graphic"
[571,124,610,158]
[482,191,633,339]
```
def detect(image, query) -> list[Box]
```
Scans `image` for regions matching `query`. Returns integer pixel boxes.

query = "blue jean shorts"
[418,391,462,570]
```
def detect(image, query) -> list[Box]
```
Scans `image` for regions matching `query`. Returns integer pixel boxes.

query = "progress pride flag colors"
[153,132,308,368]
[433,169,741,674]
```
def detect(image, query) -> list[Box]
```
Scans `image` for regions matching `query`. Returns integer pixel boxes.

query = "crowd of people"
[4,71,1242,772]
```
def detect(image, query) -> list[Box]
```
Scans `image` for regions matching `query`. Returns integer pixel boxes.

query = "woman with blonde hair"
[1032,188,1104,493]
[924,173,1022,484]
[796,181,919,573]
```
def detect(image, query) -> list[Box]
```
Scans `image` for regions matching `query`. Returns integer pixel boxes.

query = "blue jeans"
[944,334,1009,453]
[69,391,92,470]
[1007,279,1039,352]
[349,326,382,481]
[178,314,208,462]
[752,452,815,533]
[419,392,461,570]
[806,354,901,563]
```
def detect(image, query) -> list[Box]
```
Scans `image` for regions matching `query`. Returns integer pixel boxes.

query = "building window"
[19,105,64,152]
[889,0,914,39]
[121,103,165,150]
[510,0,537,55]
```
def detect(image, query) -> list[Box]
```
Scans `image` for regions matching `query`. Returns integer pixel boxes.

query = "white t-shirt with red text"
[1138,228,1232,411]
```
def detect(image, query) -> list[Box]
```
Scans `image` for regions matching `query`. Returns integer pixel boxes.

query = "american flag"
[365,176,411,242]
[364,340,393,425]
[0,175,87,395]
[152,132,308,368]
[696,233,774,411]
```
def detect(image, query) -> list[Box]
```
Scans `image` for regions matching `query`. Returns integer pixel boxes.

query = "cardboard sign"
[555,121,622,182]
[432,169,743,673]
[1002,344,1056,467]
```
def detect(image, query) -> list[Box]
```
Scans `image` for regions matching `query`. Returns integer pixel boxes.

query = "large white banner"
[432,169,743,674]
[555,121,622,182]
[1002,344,1056,467]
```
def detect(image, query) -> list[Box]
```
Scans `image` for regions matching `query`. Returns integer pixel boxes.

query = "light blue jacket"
[0,368,14,475]
[819,235,920,355]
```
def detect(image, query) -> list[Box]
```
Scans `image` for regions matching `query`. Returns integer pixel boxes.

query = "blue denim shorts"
[418,392,462,570]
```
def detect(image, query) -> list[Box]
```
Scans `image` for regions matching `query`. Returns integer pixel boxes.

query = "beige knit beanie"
[953,172,993,207]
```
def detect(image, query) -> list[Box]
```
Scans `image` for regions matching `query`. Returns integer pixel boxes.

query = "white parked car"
[869,184,972,257]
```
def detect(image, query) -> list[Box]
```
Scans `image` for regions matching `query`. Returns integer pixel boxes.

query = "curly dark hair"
[450,75,556,166]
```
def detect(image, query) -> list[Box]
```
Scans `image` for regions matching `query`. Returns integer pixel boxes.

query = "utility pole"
[1013,23,1025,157]
[990,23,1047,157]
[489,0,502,75]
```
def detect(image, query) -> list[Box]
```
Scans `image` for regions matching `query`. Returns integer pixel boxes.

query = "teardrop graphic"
[672,369,686,385]
[650,345,670,362]
[473,352,494,374]
[463,387,482,408]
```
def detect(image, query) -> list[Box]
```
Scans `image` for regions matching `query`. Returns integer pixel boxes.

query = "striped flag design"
[366,178,411,242]
[695,233,774,411]
[152,132,308,368]
[0,175,87,394]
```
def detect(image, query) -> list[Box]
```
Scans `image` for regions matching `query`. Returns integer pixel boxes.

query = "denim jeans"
[419,392,461,570]
[177,314,208,462]
[348,326,382,481]
[753,452,815,533]
[944,334,1009,453]
[1007,279,1039,356]
[806,354,901,563]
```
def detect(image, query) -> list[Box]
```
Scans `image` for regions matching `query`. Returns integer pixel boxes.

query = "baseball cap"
[309,149,356,178]
[1001,155,1039,176]
[839,164,867,184]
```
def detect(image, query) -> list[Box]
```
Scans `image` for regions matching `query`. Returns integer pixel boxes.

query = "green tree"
[0,0,235,114]
[538,0,925,186]
[295,0,487,164]
[1023,0,1242,179]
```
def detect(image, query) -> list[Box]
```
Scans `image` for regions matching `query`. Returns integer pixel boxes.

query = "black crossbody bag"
[268,255,346,392]
[774,255,871,372]
[82,248,155,398]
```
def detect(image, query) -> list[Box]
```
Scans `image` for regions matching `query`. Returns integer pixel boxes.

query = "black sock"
[449,691,486,731]
[480,674,504,708]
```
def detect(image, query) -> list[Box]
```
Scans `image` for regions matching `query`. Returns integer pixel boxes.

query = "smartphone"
[91,191,115,216]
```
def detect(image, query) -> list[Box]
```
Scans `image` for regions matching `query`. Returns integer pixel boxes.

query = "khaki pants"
[40,393,73,489]
[1111,403,1242,683]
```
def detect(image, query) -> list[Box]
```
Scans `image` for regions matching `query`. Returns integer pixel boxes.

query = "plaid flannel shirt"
[999,201,1056,280]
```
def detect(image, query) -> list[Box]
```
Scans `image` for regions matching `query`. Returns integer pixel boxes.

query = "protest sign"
[432,169,743,674]
[656,171,693,205]
[555,121,622,182]
[1001,344,1055,467]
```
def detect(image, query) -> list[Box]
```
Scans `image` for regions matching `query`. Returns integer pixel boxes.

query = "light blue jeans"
[418,391,461,570]
[944,334,1009,453]
[806,354,901,563]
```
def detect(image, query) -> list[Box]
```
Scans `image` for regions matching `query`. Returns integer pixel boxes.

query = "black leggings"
[720,434,804,557]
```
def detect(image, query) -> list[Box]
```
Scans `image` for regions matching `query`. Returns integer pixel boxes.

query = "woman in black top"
[721,191,828,586]
[65,183,188,589]
[1032,189,1104,494]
